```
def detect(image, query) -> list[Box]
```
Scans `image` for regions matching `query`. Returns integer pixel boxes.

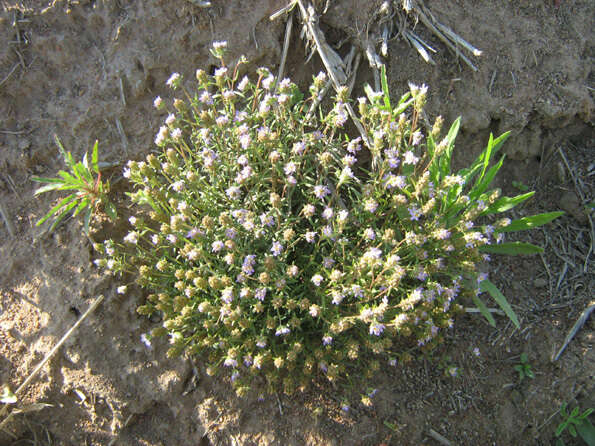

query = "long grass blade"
[480,279,520,329]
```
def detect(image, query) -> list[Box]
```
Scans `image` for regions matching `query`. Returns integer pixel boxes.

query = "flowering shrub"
[95,43,561,397]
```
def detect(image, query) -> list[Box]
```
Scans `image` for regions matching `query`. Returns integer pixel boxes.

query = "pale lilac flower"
[255,287,267,301]
[313,185,330,199]
[309,305,320,317]
[171,128,182,140]
[259,213,275,227]
[199,91,213,105]
[365,247,382,259]
[408,206,422,221]
[302,204,315,217]
[292,141,306,155]
[351,284,363,298]
[226,186,241,200]
[370,322,385,336]
[337,210,349,223]
[212,240,224,252]
[214,67,227,78]
[341,404,350,413]
[311,274,324,287]
[388,358,397,367]
[237,75,249,91]
[153,96,163,109]
[154,125,168,146]
[464,221,474,229]
[223,358,238,368]
[287,175,297,185]
[305,231,317,243]
[434,228,451,240]
[331,290,345,305]
[262,75,275,90]
[256,339,266,348]
[496,233,505,244]
[117,286,127,294]
[275,326,290,336]
[343,155,357,166]
[448,366,459,377]
[166,72,180,88]
[216,115,229,126]
[411,131,423,146]
[172,180,185,192]
[322,257,335,268]
[237,155,249,165]
[403,151,419,165]
[322,207,334,220]
[321,225,333,238]
[284,162,297,175]
[140,333,152,349]
[123,167,131,178]
[346,137,361,154]
[364,228,376,240]
[287,265,299,277]
[212,40,227,50]
[225,228,237,239]
[151,234,160,245]
[243,355,253,366]
[271,241,283,257]
[167,234,177,244]
[364,199,378,213]
[123,231,139,244]
[221,287,234,304]
[165,113,175,125]
[385,174,407,189]
[322,335,333,346]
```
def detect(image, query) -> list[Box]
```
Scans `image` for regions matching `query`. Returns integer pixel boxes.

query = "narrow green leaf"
[364,83,377,104]
[459,131,510,186]
[49,199,79,231]
[72,198,90,217]
[576,420,595,445]
[91,140,99,174]
[440,117,461,177]
[483,191,535,215]
[34,183,67,195]
[569,424,577,437]
[36,194,78,226]
[380,64,390,110]
[393,97,414,115]
[480,133,494,182]
[480,242,544,255]
[31,176,66,184]
[58,170,82,186]
[471,295,496,327]
[480,279,520,329]
[470,155,505,200]
[82,151,89,170]
[54,135,69,164]
[83,208,92,235]
[497,211,565,232]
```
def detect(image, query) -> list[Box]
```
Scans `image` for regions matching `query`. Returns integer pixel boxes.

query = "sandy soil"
[0,1,593,445]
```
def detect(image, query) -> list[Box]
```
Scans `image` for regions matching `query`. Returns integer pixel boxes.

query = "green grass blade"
[480,133,494,182]
[470,155,505,200]
[480,242,544,255]
[72,198,90,217]
[480,279,520,329]
[471,294,496,327]
[31,176,66,184]
[497,211,565,233]
[393,97,414,115]
[58,170,83,186]
[380,64,390,110]
[36,194,78,226]
[459,131,510,186]
[483,191,535,215]
[34,183,67,195]
[91,140,99,174]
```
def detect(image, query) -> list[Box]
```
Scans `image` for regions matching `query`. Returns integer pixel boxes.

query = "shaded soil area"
[0,1,593,445]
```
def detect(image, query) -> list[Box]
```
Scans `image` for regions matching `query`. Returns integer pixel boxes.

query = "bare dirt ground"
[0,1,593,445]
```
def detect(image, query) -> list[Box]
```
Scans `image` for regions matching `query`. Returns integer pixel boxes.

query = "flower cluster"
[95,43,540,398]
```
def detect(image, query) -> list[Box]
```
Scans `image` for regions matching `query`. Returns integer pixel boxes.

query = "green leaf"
[36,194,78,226]
[497,211,565,233]
[104,201,117,221]
[91,140,99,174]
[459,131,510,186]
[72,198,90,218]
[576,419,595,445]
[58,170,83,186]
[364,83,377,104]
[471,295,496,327]
[380,64,390,110]
[49,199,78,231]
[33,182,67,195]
[393,97,414,115]
[83,208,92,235]
[483,191,535,215]
[480,242,544,255]
[480,133,494,183]
[31,176,66,184]
[439,117,461,177]
[569,424,577,437]
[470,155,505,200]
[383,420,397,431]
[480,279,520,329]
[1,386,17,404]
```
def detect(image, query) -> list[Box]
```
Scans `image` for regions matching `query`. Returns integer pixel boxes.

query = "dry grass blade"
[276,13,293,89]
[0,198,16,237]
[552,301,595,361]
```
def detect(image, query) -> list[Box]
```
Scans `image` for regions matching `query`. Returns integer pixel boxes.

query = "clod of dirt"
[558,191,588,225]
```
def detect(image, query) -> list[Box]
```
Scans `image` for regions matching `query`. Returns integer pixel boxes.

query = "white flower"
[153,96,163,109]
[117,286,127,295]
[166,72,181,88]
[165,113,175,125]
[311,274,324,287]
[123,231,139,244]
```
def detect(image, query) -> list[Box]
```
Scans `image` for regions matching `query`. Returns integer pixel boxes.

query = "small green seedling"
[32,135,117,234]
[513,353,534,382]
[511,180,530,192]
[555,403,595,444]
